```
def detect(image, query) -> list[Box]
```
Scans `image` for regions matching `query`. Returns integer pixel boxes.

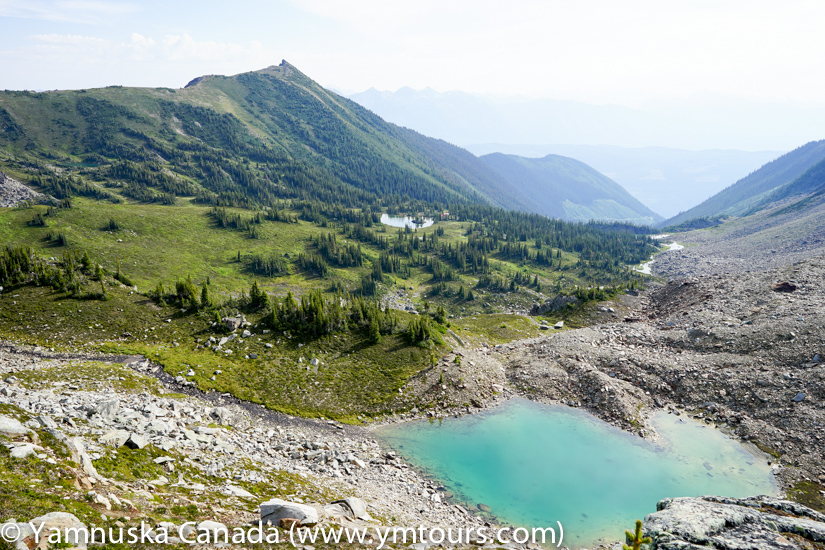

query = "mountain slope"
[480,153,663,224]
[663,140,825,227]
[0,61,517,211]
[768,155,825,204]
[467,143,781,218]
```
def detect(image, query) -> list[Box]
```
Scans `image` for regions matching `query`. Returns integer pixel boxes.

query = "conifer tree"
[623,520,651,550]
[249,280,268,309]
[200,281,211,308]
[368,314,381,344]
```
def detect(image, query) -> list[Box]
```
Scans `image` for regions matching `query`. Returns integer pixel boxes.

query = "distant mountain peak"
[185,61,296,89]
[183,74,212,88]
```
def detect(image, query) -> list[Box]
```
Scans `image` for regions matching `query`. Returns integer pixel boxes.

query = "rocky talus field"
[1,236,825,549]
[0,343,504,550]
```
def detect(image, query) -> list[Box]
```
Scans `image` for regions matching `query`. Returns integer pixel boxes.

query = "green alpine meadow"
[3,15,825,545]
[0,61,655,419]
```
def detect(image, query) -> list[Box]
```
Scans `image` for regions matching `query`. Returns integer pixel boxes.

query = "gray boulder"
[196,520,228,542]
[260,498,319,525]
[125,433,149,450]
[530,295,579,316]
[100,430,130,448]
[222,316,245,332]
[146,420,172,435]
[26,512,88,549]
[66,437,99,478]
[645,496,825,549]
[10,443,42,459]
[93,400,119,420]
[35,415,57,430]
[209,406,243,427]
[0,415,32,438]
[324,502,351,519]
[330,497,368,519]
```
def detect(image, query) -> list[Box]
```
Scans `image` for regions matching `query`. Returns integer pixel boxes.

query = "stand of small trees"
[246,254,289,277]
[267,290,398,339]
[0,246,127,299]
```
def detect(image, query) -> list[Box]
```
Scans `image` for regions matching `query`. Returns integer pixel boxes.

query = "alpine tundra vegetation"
[1,60,825,550]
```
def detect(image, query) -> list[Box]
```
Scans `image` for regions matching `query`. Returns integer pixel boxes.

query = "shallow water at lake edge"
[375,399,776,549]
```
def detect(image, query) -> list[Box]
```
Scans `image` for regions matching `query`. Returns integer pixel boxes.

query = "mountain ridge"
[0,61,666,226]
[466,143,782,218]
[663,140,825,227]
[480,152,663,224]
[0,60,523,213]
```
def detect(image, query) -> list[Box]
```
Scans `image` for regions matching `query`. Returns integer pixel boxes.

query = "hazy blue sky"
[2,0,825,104]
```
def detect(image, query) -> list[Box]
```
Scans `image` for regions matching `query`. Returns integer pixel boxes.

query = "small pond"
[380,213,434,229]
[375,398,775,549]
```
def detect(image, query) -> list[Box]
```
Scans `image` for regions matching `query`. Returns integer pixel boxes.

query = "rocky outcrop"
[260,497,320,525]
[530,295,579,316]
[5,512,89,550]
[0,344,486,537]
[0,172,53,207]
[645,496,825,549]
[222,315,246,332]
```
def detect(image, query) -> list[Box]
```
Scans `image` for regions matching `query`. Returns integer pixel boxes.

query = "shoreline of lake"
[373,398,777,549]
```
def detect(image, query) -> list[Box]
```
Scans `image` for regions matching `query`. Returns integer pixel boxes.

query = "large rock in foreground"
[645,496,825,549]
[260,498,319,525]
[5,512,89,550]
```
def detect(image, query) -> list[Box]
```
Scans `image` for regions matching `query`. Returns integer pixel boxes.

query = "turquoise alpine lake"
[374,398,776,549]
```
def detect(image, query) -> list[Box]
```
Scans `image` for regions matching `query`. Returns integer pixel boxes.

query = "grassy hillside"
[0,61,514,211]
[480,153,662,224]
[0,193,652,419]
[663,140,825,227]
[0,62,658,420]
